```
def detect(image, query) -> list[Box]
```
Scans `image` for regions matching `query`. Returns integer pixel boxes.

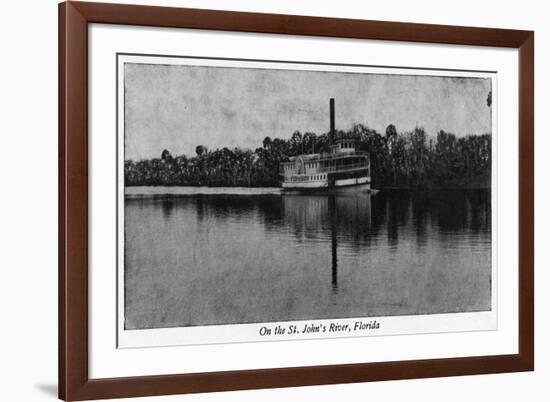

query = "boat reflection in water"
[281,191,372,295]
[124,189,491,330]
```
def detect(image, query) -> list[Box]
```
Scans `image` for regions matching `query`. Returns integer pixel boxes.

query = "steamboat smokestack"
[330,98,335,144]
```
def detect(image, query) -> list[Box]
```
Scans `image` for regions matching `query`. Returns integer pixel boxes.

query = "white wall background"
[0,0,545,401]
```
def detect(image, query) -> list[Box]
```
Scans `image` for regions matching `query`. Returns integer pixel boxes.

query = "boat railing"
[316,161,369,173]
[280,160,369,175]
[279,151,369,174]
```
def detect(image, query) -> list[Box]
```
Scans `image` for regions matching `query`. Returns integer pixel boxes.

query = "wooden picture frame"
[59,1,534,400]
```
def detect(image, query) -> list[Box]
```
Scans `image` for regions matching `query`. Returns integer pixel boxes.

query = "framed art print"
[59,1,534,400]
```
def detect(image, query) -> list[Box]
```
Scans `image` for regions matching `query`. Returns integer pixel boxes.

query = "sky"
[124,62,491,161]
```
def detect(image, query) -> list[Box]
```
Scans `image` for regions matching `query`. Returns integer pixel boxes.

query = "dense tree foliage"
[125,124,491,188]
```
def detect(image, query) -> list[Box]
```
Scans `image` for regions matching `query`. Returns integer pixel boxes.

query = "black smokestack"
[330,98,335,144]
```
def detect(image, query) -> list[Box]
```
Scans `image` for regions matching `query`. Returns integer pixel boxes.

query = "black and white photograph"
[1,0,543,400]
[119,55,495,345]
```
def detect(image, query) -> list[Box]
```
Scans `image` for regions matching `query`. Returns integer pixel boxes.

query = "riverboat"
[280,99,371,193]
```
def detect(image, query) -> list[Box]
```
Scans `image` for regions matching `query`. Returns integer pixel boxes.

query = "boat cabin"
[331,139,357,154]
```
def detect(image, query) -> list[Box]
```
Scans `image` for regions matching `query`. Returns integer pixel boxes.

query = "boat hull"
[281,177,371,195]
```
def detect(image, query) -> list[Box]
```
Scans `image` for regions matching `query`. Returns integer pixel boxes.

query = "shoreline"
[124,185,488,198]
[125,186,282,198]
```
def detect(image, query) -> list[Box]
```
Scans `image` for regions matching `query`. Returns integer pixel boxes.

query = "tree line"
[124,124,491,188]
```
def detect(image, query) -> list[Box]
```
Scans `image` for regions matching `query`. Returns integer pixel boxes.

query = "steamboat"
[280,98,371,193]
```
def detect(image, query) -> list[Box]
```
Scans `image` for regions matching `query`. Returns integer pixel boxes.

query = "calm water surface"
[124,189,491,329]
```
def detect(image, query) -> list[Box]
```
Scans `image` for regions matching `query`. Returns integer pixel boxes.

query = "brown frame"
[59,1,534,400]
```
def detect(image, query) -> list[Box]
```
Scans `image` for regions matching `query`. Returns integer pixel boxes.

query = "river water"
[124,189,491,330]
